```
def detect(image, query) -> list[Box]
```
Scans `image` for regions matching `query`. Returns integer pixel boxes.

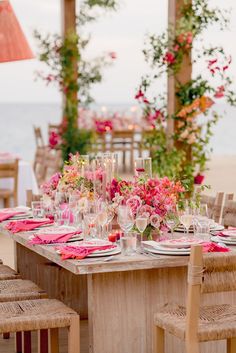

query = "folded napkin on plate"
[57,244,115,260]
[0,211,23,222]
[29,230,82,245]
[5,219,53,233]
[203,242,230,253]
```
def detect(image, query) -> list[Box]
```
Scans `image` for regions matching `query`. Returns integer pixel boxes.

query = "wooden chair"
[34,147,62,186]
[222,200,236,228]
[153,245,236,353]
[200,192,224,223]
[0,159,19,207]
[26,189,41,208]
[111,130,135,172]
[0,264,21,280]
[48,123,61,136]
[33,126,45,147]
[0,298,80,353]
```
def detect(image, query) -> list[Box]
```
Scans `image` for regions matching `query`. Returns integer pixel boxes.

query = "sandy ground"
[0,155,236,268]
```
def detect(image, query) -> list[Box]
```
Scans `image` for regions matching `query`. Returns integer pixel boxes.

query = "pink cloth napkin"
[203,242,230,253]
[0,211,23,222]
[57,244,115,260]
[5,219,53,233]
[29,230,82,245]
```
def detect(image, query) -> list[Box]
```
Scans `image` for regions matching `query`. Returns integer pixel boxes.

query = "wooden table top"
[2,226,233,275]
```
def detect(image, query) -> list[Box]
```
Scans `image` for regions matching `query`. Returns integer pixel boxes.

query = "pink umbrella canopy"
[0,0,34,63]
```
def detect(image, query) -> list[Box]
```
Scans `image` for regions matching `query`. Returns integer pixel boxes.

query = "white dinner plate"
[158,237,203,249]
[218,230,236,238]
[211,236,236,245]
[86,247,121,257]
[36,225,77,235]
[144,245,190,256]
[175,224,224,233]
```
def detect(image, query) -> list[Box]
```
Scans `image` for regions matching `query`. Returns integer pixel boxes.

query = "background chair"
[0,159,19,207]
[200,192,224,223]
[153,245,236,353]
[33,126,45,148]
[222,199,236,228]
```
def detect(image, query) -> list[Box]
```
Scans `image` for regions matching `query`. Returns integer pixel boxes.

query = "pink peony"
[126,196,142,215]
[150,214,161,229]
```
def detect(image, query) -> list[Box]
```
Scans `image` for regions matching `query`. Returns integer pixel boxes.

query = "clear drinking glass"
[179,205,194,236]
[195,220,210,241]
[31,201,44,218]
[120,232,137,256]
[117,205,134,236]
[84,213,97,239]
[135,216,148,251]
[166,211,179,238]
[96,201,108,239]
[134,157,152,179]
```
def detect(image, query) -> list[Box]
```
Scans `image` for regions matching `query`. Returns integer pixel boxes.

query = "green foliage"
[137,0,236,195]
[35,0,118,161]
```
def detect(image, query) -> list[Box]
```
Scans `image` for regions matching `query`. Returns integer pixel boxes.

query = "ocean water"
[0,102,236,162]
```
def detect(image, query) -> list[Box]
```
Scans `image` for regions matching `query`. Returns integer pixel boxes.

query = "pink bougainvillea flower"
[214,85,225,98]
[186,32,193,44]
[163,51,175,65]
[49,131,60,148]
[135,89,145,100]
[109,51,117,59]
[173,44,180,52]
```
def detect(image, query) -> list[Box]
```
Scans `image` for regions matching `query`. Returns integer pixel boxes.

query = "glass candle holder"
[134,157,152,179]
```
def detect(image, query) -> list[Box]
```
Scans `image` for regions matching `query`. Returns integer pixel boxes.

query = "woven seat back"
[201,252,236,293]
[222,200,236,228]
[200,192,224,223]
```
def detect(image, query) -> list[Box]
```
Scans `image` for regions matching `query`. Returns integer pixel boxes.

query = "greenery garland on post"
[35,0,118,161]
[136,0,236,194]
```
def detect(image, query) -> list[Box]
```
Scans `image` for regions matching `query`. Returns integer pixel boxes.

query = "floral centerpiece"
[41,153,104,200]
[109,176,184,239]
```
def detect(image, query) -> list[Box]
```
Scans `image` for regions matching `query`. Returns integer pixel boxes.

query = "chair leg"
[15,332,22,353]
[185,341,200,353]
[153,326,164,353]
[23,331,31,353]
[49,328,59,353]
[68,316,80,353]
[227,338,236,353]
[37,329,48,353]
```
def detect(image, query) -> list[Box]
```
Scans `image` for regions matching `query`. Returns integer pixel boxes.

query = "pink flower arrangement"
[95,119,113,134]
[41,172,62,197]
[109,176,184,235]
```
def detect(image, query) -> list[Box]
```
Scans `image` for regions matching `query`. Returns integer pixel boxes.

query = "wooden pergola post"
[61,0,76,36]
[167,0,192,149]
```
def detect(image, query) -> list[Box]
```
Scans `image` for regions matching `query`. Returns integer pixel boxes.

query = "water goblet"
[135,216,148,251]
[117,205,134,237]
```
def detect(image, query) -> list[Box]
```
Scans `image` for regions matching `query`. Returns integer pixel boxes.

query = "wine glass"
[166,211,179,239]
[117,205,134,236]
[179,205,194,236]
[96,201,108,239]
[135,216,148,251]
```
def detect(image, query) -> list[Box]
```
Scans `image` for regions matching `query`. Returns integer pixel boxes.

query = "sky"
[0,0,236,105]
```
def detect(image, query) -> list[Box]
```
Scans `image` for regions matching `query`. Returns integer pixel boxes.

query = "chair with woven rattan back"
[33,126,45,147]
[0,298,80,353]
[153,246,236,353]
[26,189,41,208]
[222,200,236,228]
[200,192,224,223]
[0,159,19,207]
[34,146,47,186]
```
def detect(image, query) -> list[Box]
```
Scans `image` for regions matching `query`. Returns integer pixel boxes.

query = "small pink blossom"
[126,196,142,215]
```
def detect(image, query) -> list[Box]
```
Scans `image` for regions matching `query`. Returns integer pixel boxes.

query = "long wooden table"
[3,228,236,353]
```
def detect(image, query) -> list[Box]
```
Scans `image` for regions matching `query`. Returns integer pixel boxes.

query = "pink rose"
[126,196,142,215]
[139,205,154,217]
[150,214,161,229]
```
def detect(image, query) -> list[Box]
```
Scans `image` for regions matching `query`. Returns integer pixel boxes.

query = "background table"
[0,160,38,206]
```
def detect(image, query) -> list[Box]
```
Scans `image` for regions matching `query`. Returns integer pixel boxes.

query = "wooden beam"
[167,0,192,147]
[61,0,76,37]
